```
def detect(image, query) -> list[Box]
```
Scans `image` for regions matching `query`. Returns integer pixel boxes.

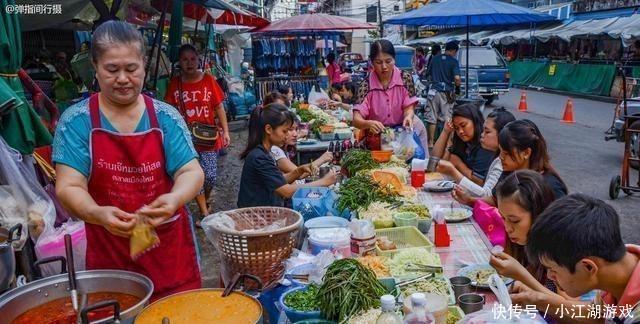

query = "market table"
[417,190,499,308]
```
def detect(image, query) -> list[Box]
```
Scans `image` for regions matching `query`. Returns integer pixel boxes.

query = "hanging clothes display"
[252,37,317,77]
[255,76,319,102]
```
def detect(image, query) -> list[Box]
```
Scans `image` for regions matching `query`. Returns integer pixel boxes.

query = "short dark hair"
[370,39,396,61]
[277,84,292,96]
[327,52,336,64]
[263,91,287,106]
[445,41,459,52]
[431,44,442,56]
[526,193,626,273]
[91,20,145,63]
[416,47,424,54]
[178,44,198,57]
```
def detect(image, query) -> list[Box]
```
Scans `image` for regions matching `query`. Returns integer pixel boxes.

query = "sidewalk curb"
[511,85,618,104]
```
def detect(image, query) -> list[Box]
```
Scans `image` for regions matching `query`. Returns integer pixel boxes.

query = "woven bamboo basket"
[206,207,303,289]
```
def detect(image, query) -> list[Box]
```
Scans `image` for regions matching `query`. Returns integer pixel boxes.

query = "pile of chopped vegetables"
[336,173,399,213]
[357,255,391,278]
[357,202,394,223]
[346,308,382,324]
[400,275,451,299]
[389,248,441,278]
[340,149,379,176]
[284,284,320,312]
[398,204,431,220]
[317,259,387,321]
[381,156,409,169]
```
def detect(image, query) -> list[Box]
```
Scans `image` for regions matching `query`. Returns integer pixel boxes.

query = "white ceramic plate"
[457,264,514,289]
[444,207,472,223]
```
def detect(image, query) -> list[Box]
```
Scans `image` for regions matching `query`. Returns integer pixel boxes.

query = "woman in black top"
[432,103,495,185]
[238,103,337,208]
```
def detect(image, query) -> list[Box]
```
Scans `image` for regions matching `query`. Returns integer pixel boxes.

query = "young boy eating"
[525,193,640,323]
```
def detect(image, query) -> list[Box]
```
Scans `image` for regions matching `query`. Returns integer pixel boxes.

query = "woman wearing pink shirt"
[352,40,429,150]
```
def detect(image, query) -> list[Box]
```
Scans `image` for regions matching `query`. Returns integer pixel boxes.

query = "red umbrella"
[254,13,376,33]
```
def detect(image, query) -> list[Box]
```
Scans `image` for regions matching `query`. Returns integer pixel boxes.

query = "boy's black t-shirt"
[237,145,287,208]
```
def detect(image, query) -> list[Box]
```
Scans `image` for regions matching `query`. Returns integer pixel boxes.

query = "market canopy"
[385,0,557,27]
[386,0,556,98]
[152,0,269,28]
[253,13,376,34]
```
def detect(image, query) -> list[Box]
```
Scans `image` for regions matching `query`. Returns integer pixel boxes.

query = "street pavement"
[493,90,640,244]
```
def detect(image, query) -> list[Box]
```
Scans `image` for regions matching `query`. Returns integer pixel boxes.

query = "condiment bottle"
[403,293,435,324]
[376,295,403,324]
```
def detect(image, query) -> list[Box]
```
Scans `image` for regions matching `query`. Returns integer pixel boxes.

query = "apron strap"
[142,95,159,129]
[88,94,159,129]
[89,94,101,129]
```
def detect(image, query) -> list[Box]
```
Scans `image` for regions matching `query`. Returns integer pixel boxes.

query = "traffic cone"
[561,98,575,123]
[518,91,528,112]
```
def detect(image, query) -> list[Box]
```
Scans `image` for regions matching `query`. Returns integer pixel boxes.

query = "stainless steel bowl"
[0,269,153,324]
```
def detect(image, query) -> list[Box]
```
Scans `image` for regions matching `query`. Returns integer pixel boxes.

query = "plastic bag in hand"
[393,129,419,161]
[307,85,330,106]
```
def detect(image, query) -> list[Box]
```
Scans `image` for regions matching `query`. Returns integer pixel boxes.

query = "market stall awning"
[385,0,557,27]
[253,13,376,33]
[152,0,269,28]
[386,0,556,98]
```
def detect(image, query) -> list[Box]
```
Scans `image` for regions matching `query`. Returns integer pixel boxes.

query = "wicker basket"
[204,207,303,289]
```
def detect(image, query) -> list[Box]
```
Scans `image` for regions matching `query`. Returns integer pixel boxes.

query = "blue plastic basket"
[292,187,332,221]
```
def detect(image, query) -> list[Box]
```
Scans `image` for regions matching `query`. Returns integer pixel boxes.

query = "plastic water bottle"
[403,293,434,324]
[376,295,403,324]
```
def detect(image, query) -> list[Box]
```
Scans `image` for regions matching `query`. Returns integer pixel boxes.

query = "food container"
[135,274,264,324]
[374,226,434,257]
[308,228,351,256]
[373,219,395,229]
[450,276,472,301]
[417,219,432,234]
[279,285,322,323]
[319,125,335,134]
[458,293,485,314]
[0,269,153,324]
[335,129,352,140]
[371,150,393,163]
[318,132,337,141]
[393,212,418,227]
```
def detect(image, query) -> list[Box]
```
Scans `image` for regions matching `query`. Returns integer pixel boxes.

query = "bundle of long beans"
[317,259,387,322]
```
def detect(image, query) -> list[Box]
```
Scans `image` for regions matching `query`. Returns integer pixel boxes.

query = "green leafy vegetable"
[336,173,399,213]
[284,284,320,312]
[317,259,387,322]
[340,149,379,176]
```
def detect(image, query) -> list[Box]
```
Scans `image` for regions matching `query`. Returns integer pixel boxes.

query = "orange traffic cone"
[518,91,528,112]
[561,98,575,123]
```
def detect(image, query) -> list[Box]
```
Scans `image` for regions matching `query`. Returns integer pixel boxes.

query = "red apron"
[85,94,201,301]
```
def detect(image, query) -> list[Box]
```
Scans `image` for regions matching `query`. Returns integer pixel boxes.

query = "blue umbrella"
[386,0,556,97]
